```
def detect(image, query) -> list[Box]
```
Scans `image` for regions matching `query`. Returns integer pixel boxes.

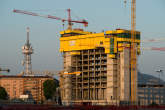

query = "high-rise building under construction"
[59,28,140,105]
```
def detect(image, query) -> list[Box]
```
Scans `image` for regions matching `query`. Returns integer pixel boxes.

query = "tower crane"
[124,0,137,104]
[130,0,137,104]
[13,9,88,30]
[0,68,10,73]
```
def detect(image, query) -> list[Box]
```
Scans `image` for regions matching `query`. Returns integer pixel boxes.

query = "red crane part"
[13,9,88,29]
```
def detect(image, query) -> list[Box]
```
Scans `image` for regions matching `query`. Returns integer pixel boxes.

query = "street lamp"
[155,69,163,105]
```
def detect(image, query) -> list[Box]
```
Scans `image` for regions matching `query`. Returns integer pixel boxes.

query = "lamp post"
[156,69,163,105]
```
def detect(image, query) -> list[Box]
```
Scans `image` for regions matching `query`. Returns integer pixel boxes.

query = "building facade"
[138,73,165,105]
[0,75,53,103]
[59,29,141,105]
[138,85,165,105]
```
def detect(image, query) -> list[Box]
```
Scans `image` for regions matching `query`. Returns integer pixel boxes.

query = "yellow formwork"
[60,29,140,58]
[60,29,92,35]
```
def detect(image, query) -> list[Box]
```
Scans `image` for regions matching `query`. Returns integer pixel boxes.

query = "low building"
[0,75,53,103]
[138,73,165,105]
[138,84,165,105]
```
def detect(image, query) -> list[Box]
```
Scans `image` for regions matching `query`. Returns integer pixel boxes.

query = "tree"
[150,102,158,106]
[43,79,58,100]
[0,87,8,100]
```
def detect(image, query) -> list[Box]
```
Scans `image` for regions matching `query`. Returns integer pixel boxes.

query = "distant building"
[138,73,165,105]
[0,75,53,103]
[138,84,165,105]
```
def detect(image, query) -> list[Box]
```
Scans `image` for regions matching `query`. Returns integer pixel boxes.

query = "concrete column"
[64,74,72,105]
[63,52,72,105]
[106,55,117,105]
[120,48,130,102]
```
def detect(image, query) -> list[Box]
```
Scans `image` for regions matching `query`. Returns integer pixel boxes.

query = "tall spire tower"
[22,27,33,75]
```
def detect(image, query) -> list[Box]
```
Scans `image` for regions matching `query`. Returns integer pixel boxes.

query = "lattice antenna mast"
[22,27,33,75]
[26,27,30,46]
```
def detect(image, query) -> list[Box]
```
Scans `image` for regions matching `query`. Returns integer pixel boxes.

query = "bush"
[0,87,8,100]
[150,102,158,106]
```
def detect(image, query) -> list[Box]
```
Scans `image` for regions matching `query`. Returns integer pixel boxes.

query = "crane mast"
[67,9,72,30]
[130,0,137,104]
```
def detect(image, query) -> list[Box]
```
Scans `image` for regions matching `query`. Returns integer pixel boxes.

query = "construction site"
[12,4,140,105]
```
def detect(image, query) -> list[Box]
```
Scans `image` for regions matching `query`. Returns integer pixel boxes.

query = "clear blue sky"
[0,0,165,79]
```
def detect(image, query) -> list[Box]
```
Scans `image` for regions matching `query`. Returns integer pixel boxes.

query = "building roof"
[138,72,165,86]
[0,75,52,79]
